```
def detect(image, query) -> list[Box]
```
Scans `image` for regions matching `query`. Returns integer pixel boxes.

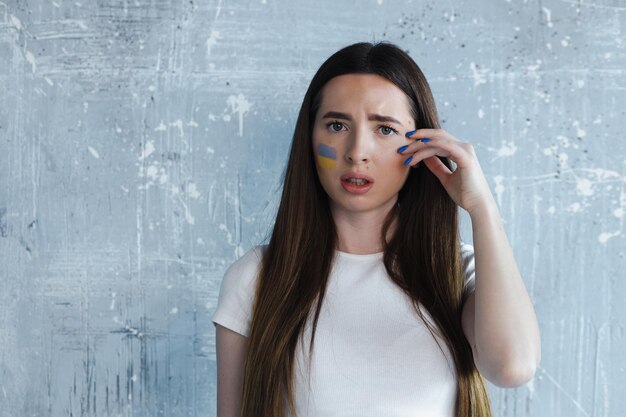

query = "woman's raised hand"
[399,129,496,216]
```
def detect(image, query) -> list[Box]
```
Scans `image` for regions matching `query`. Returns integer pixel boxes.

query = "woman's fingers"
[405,128,441,140]
[422,155,453,180]
[399,134,473,168]
[404,146,450,167]
[402,129,492,212]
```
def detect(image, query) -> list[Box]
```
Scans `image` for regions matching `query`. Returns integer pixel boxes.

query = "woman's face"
[312,73,415,216]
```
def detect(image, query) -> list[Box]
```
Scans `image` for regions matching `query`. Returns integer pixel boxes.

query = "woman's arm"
[215,323,248,417]
[400,128,541,387]
[461,201,541,387]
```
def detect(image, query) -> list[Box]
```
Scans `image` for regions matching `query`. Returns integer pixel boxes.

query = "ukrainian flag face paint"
[316,143,337,169]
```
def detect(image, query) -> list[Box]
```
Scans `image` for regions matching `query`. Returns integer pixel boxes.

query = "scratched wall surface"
[0,0,624,416]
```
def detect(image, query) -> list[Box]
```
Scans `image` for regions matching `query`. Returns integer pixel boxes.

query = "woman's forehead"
[322,73,404,96]
[317,74,413,120]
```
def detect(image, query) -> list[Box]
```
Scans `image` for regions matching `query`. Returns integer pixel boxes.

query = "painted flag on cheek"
[316,144,337,169]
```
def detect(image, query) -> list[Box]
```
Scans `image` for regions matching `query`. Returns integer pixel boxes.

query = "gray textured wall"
[1,0,624,416]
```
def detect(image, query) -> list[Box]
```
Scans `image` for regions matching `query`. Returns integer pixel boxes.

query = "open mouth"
[343,178,370,186]
[340,176,374,194]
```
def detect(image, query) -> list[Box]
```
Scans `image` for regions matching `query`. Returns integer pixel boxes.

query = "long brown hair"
[240,41,491,417]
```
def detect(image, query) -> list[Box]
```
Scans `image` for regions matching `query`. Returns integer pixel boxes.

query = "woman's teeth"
[347,178,368,185]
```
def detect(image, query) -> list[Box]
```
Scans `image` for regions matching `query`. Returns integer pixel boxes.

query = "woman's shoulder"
[213,244,268,336]
[225,244,268,276]
[217,244,268,310]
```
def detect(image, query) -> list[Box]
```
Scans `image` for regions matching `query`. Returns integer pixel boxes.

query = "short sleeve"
[211,245,265,337]
[460,242,476,294]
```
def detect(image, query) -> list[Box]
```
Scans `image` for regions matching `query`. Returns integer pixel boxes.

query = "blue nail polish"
[397,145,408,153]
[405,130,416,137]
[404,156,413,166]
[421,138,431,143]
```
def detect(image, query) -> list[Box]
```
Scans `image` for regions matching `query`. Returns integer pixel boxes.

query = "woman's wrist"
[467,197,500,222]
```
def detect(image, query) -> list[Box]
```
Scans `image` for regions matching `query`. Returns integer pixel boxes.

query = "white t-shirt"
[212,243,476,417]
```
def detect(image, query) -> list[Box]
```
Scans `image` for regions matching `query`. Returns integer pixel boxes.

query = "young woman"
[212,41,541,417]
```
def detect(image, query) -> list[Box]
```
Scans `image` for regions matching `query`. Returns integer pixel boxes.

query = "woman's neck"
[331,201,398,255]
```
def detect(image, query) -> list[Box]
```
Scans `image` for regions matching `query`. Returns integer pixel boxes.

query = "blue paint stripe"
[317,144,336,159]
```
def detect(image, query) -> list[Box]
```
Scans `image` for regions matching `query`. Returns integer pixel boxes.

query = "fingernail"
[404,156,413,166]
[421,138,431,143]
[397,145,408,153]
[405,130,416,137]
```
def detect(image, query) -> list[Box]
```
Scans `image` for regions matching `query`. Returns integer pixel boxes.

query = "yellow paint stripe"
[317,155,336,169]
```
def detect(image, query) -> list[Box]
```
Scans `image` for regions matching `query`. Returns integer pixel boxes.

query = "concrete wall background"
[1,0,624,416]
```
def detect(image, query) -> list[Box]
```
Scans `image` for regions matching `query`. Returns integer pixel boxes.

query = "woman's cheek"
[316,143,337,170]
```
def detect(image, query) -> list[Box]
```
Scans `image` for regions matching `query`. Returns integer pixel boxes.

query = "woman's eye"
[328,121,344,132]
[380,125,397,136]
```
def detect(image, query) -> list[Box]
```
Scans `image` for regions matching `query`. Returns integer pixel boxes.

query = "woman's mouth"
[340,173,374,194]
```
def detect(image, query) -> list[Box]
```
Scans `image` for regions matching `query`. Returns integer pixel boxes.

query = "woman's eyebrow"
[322,111,403,126]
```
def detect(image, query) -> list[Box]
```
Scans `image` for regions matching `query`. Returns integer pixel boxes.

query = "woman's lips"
[341,180,373,194]
[340,172,374,194]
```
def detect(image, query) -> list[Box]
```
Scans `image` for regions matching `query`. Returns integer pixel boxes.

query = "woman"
[212,41,541,417]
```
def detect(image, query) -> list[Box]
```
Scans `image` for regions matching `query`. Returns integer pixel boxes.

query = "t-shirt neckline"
[335,249,384,260]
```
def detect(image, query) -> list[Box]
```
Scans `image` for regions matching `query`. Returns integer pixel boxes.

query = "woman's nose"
[344,128,371,163]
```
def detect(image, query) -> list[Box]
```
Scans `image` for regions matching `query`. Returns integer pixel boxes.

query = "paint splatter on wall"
[0,0,624,416]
